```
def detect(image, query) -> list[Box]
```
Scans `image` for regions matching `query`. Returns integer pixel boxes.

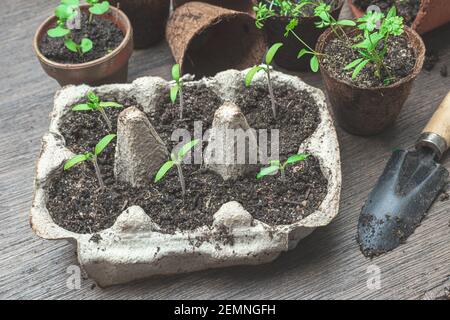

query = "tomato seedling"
[64,134,116,189]
[257,153,309,180]
[154,139,200,198]
[245,43,283,119]
[170,64,185,120]
[72,91,123,132]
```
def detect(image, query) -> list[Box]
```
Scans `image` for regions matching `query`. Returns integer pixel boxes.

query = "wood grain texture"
[0,0,449,300]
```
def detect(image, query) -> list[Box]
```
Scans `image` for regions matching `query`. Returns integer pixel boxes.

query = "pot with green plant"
[33,0,133,86]
[253,0,345,71]
[314,6,425,135]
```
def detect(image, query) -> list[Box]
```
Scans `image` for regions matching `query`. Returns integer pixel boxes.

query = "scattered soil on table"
[235,84,320,157]
[321,34,416,87]
[48,83,327,235]
[353,0,420,25]
[39,12,124,64]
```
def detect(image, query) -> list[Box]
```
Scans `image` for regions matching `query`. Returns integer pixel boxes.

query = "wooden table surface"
[1,0,449,300]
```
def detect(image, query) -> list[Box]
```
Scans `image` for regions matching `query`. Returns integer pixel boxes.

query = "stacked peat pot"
[166,1,266,78]
[349,0,450,34]
[34,3,133,86]
[109,0,170,48]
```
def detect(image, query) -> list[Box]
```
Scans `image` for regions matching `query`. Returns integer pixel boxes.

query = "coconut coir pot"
[110,0,169,48]
[166,2,266,78]
[348,0,450,34]
[173,0,255,13]
[33,5,133,86]
[265,0,343,71]
[316,26,425,136]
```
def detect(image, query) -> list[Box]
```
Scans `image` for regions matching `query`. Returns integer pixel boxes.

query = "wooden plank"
[0,0,449,299]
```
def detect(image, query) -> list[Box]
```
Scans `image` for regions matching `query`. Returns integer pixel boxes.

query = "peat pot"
[348,0,450,34]
[265,0,343,71]
[173,0,255,13]
[316,26,425,135]
[110,0,170,48]
[166,2,266,78]
[33,5,133,86]
[30,69,342,286]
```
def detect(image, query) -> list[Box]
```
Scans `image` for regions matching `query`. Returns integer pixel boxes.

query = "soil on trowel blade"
[47,82,327,236]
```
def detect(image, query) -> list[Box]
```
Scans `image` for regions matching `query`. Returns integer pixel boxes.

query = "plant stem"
[176,163,186,199]
[280,167,286,181]
[92,156,105,189]
[179,84,184,120]
[89,13,93,25]
[99,107,112,131]
[266,68,277,119]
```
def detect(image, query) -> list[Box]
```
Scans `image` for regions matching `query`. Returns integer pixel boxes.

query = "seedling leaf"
[310,55,319,72]
[178,139,200,160]
[297,48,309,59]
[72,103,92,111]
[64,39,78,53]
[265,43,283,65]
[256,166,279,179]
[62,0,80,5]
[64,154,88,170]
[89,1,110,15]
[155,161,174,183]
[344,58,364,70]
[285,153,308,165]
[170,85,179,103]
[95,134,116,156]
[47,26,70,38]
[172,64,181,82]
[81,38,93,53]
[352,59,370,79]
[99,102,123,108]
[337,19,356,26]
[245,65,264,87]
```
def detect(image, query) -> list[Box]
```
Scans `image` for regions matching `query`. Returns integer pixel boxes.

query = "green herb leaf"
[47,26,70,38]
[344,58,364,70]
[61,0,80,5]
[72,103,92,111]
[337,19,356,26]
[352,59,370,79]
[64,154,88,170]
[297,48,309,59]
[154,161,174,183]
[64,38,79,53]
[265,43,283,65]
[177,139,200,160]
[310,55,319,72]
[95,134,116,156]
[99,102,123,108]
[170,85,179,104]
[172,64,181,82]
[89,1,110,15]
[256,165,279,179]
[80,38,93,54]
[245,65,264,87]
[285,153,308,165]
[87,91,99,103]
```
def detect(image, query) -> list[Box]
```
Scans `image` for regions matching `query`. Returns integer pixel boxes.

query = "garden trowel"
[358,92,450,257]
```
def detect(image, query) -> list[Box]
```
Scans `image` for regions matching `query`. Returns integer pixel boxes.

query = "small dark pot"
[110,0,169,48]
[33,5,133,86]
[316,27,425,136]
[264,1,343,71]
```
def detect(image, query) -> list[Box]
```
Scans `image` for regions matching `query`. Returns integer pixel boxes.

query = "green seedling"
[64,134,116,189]
[154,139,200,198]
[170,64,184,120]
[344,7,404,83]
[47,0,80,38]
[257,153,309,180]
[64,38,93,55]
[72,91,123,131]
[245,43,283,118]
[86,0,110,23]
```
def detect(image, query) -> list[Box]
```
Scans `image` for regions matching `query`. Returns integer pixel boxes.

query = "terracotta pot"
[166,2,266,78]
[33,5,133,86]
[110,0,169,48]
[316,26,425,136]
[173,0,255,13]
[265,1,343,71]
[348,0,450,34]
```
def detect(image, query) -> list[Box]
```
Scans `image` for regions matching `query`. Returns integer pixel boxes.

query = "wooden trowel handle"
[418,91,450,159]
